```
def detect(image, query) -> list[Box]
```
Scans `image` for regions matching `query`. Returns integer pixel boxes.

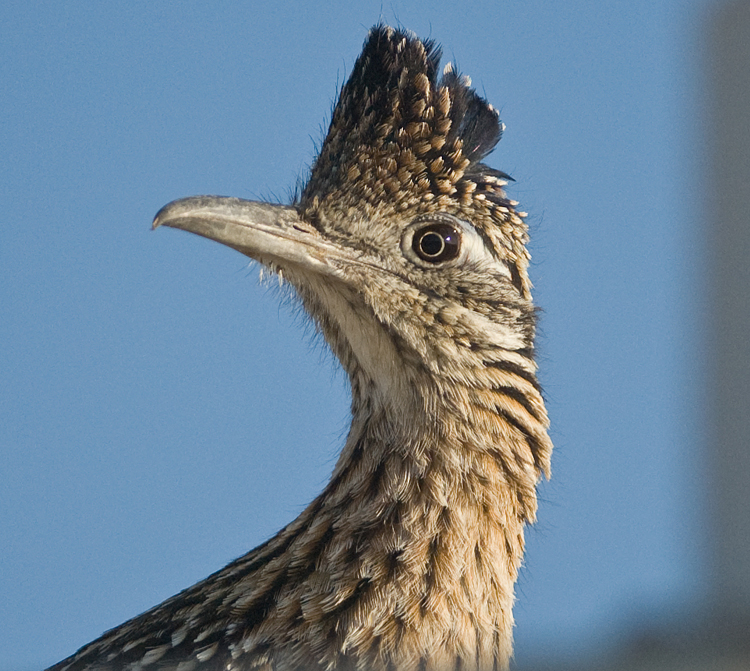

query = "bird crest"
[302,25,531,296]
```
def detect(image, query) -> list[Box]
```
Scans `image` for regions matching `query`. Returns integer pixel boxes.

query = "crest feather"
[301,25,506,216]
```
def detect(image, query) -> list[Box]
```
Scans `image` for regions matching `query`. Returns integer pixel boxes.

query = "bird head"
[154,26,543,463]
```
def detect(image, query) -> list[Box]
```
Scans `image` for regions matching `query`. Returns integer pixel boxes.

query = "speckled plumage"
[48,25,551,671]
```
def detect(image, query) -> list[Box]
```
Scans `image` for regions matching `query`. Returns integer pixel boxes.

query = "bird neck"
[240,274,550,667]
[146,354,551,671]
[278,367,546,669]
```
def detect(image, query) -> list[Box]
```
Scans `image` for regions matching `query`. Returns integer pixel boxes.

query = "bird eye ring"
[411,223,461,263]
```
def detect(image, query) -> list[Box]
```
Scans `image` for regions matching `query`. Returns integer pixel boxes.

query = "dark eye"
[412,223,461,263]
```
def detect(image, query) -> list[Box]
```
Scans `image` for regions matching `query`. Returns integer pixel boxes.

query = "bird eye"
[412,223,461,263]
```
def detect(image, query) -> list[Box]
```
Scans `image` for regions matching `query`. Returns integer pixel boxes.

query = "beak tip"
[152,201,179,231]
[149,196,312,266]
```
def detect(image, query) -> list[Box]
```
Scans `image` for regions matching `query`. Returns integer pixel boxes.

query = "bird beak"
[153,196,341,275]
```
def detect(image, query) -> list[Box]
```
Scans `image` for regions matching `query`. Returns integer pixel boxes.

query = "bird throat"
[257,274,540,670]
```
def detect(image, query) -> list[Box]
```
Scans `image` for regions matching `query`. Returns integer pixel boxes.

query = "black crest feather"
[301,25,508,217]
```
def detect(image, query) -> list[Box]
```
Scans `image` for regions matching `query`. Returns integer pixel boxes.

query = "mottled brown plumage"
[48,25,551,671]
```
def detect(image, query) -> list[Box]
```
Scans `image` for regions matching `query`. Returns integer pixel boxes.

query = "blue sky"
[1,1,715,668]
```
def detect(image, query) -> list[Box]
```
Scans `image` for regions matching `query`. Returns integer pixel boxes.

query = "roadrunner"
[49,25,552,671]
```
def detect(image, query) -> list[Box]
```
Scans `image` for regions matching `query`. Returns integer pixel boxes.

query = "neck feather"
[60,350,549,671]
[220,352,550,670]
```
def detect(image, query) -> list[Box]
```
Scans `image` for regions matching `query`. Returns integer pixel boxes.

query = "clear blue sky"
[1,1,715,668]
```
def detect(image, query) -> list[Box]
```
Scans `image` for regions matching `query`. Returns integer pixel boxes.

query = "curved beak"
[153,196,345,276]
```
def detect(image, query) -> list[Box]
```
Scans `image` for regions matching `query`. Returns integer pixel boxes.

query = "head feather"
[301,25,507,218]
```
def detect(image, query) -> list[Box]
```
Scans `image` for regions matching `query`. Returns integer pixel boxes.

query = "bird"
[47,24,552,671]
